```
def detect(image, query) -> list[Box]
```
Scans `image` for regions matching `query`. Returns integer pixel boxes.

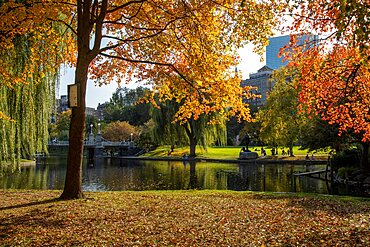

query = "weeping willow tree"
[0,20,73,172]
[152,99,226,157]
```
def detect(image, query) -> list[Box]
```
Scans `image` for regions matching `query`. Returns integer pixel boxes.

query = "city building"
[96,102,109,121]
[85,107,96,117]
[56,95,69,113]
[55,95,102,118]
[242,65,274,107]
[242,34,319,108]
[266,34,319,70]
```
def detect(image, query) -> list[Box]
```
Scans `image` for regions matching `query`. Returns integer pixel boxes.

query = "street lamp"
[97,123,101,135]
[130,133,133,142]
[90,124,93,135]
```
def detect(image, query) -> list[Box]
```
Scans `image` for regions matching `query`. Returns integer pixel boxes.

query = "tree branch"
[90,0,108,57]
[99,52,196,89]
[107,0,148,14]
[103,17,180,43]
[47,17,77,36]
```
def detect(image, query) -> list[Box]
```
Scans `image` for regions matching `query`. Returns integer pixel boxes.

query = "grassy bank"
[144,146,330,160]
[1,190,369,246]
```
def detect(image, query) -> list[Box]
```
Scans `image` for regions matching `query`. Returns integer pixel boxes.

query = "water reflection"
[1,156,332,194]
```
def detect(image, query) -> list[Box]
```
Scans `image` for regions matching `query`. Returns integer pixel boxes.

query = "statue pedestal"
[239,151,258,160]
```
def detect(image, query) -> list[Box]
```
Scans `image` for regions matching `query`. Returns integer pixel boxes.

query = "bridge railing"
[48,140,70,145]
[102,141,131,146]
[48,140,133,147]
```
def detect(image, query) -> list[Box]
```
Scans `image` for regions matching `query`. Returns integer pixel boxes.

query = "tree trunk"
[183,122,197,158]
[60,0,94,199]
[189,137,197,158]
[361,142,369,171]
[289,146,294,157]
[60,62,89,199]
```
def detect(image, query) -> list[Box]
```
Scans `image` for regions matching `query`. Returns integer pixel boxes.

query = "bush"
[101,121,137,142]
[332,148,361,169]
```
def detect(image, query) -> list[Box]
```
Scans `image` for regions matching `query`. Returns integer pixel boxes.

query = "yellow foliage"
[101,121,137,142]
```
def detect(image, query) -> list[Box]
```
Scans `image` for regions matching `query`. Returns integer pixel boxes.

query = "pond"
[1,156,333,194]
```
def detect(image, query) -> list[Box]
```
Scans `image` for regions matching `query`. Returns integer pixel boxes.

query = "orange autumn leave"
[291,46,370,141]
[285,0,370,142]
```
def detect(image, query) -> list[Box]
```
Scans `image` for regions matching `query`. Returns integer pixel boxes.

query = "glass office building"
[266,35,290,69]
[266,34,319,70]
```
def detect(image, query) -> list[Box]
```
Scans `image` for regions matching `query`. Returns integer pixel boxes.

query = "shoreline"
[117,155,328,164]
[1,160,36,167]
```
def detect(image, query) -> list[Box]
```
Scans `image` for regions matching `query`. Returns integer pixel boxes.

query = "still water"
[1,156,330,194]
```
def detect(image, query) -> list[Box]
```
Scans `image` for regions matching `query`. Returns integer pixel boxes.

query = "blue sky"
[59,44,265,109]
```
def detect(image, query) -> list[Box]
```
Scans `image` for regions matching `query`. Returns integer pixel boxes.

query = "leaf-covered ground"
[1,190,369,246]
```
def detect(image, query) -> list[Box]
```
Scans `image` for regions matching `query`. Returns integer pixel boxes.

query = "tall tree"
[152,99,226,157]
[256,67,307,156]
[0,2,72,172]
[3,0,280,198]
[286,0,370,169]
[103,87,151,126]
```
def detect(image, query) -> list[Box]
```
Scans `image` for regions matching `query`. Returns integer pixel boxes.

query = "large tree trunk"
[60,63,89,199]
[189,137,197,158]
[361,142,369,171]
[183,123,197,158]
[60,0,98,199]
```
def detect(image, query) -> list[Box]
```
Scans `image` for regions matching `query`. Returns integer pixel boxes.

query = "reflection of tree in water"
[188,161,199,189]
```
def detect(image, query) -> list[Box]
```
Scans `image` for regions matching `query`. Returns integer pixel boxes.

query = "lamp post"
[130,133,133,142]
[89,124,94,144]
[95,122,102,145]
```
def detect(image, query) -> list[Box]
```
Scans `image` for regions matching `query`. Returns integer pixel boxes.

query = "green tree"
[136,119,156,150]
[257,67,307,156]
[103,87,151,126]
[152,99,226,157]
[226,117,245,146]
[54,110,72,141]
[300,117,349,153]
[0,36,61,170]
[239,121,262,147]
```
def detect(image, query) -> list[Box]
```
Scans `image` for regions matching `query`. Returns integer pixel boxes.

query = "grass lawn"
[144,145,330,160]
[1,190,369,246]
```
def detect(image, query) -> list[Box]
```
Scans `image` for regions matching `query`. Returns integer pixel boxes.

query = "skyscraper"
[266,34,319,70]
[266,35,290,70]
